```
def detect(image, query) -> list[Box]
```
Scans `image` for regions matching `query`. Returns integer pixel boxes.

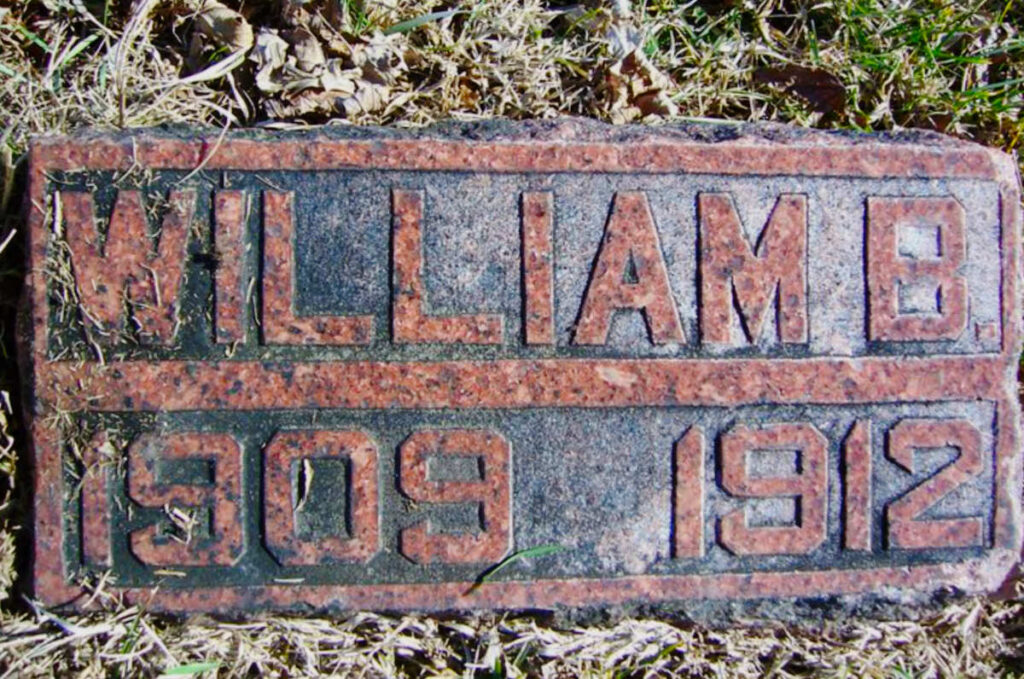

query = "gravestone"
[21,120,1023,613]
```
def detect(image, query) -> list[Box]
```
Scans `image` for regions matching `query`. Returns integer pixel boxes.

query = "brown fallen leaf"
[264,89,335,119]
[754,64,846,115]
[283,26,325,73]
[192,0,253,52]
[351,34,407,85]
[251,18,407,120]
[320,60,359,96]
[252,29,289,94]
[599,49,678,123]
[280,0,353,57]
[336,82,390,117]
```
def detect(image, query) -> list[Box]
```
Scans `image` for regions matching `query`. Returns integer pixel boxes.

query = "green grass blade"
[464,544,565,595]
[4,23,52,52]
[383,10,463,36]
[55,35,99,71]
[159,662,221,677]
[963,76,1024,93]
[0,64,24,83]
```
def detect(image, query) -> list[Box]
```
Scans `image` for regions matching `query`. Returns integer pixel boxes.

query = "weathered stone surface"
[20,120,1023,614]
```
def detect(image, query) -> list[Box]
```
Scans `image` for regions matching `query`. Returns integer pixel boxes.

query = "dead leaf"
[264,89,331,118]
[336,82,389,117]
[352,34,406,85]
[252,29,289,93]
[193,0,253,52]
[754,65,846,115]
[263,79,389,120]
[283,27,325,73]
[458,75,481,108]
[320,60,358,95]
[599,49,678,123]
[280,0,353,57]
[251,23,406,120]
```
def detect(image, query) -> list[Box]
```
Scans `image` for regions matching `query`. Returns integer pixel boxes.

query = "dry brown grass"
[1,598,1023,677]
[2,0,1024,676]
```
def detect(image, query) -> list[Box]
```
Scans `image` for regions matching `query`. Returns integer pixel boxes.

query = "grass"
[1,0,1023,676]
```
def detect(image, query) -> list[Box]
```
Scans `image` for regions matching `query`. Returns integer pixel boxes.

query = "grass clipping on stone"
[2,0,1024,676]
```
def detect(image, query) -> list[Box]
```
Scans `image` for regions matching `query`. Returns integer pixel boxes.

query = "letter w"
[698,193,807,344]
[62,190,195,344]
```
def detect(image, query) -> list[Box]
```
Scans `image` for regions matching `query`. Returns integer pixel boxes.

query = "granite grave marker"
[20,121,1024,613]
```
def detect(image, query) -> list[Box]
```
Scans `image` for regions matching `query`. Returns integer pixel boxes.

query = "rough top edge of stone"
[27,116,1015,152]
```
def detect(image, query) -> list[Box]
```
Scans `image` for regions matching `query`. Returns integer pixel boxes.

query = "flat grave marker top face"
[21,121,1024,614]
